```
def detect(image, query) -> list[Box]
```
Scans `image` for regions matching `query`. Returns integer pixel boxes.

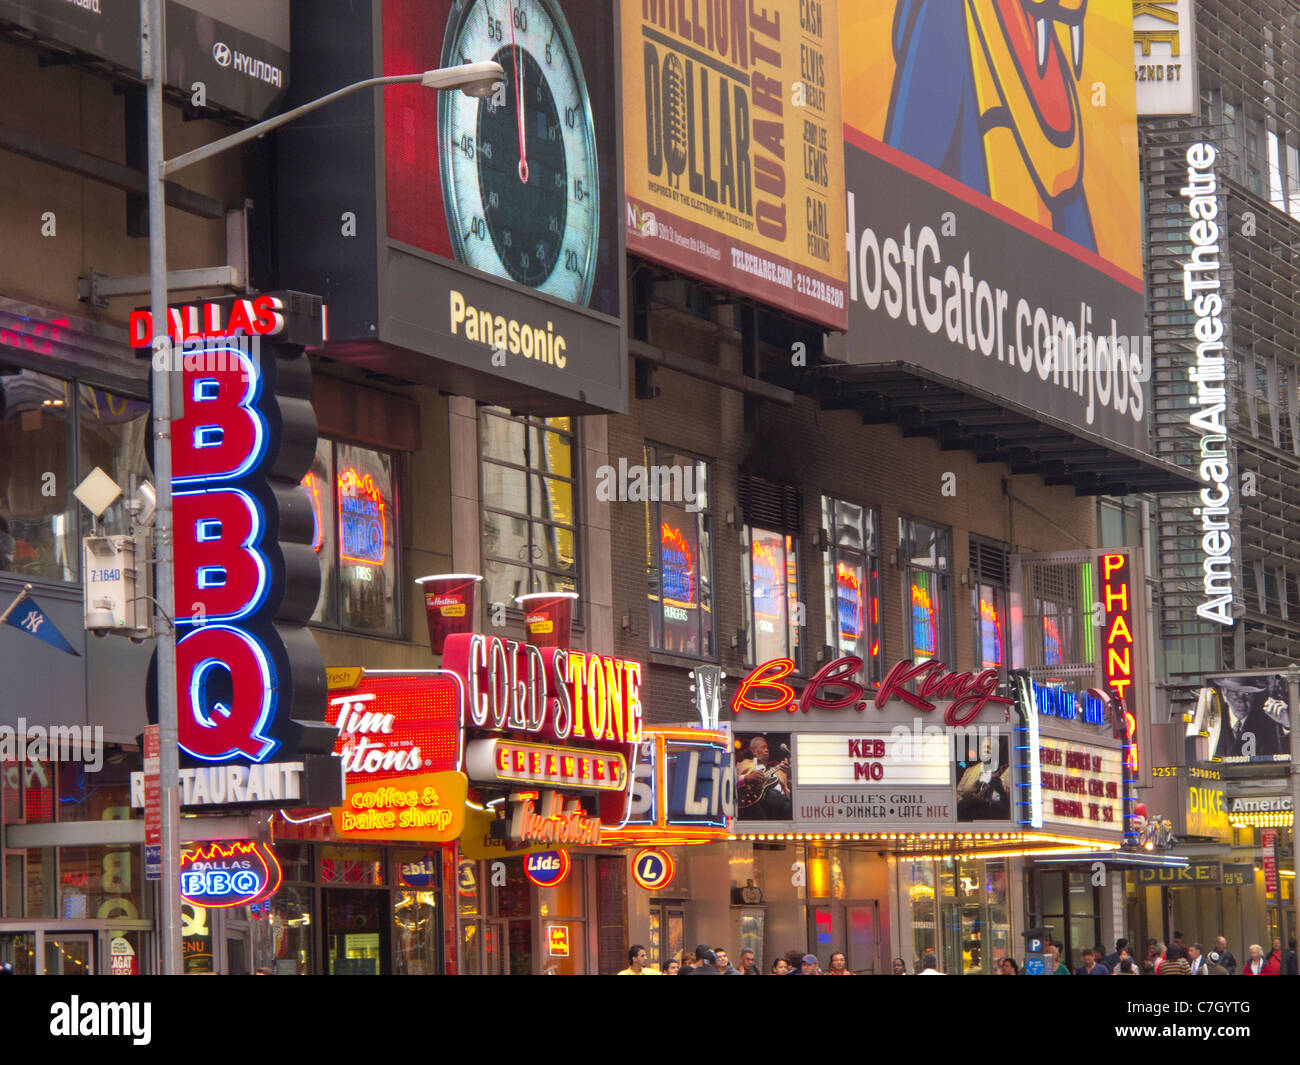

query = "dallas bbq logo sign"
[148,295,331,781]
[732,655,1013,726]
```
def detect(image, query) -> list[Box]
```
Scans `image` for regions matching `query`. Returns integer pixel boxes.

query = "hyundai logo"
[212,41,231,67]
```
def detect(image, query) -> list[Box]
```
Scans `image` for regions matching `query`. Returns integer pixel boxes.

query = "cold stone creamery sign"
[442,634,641,829]
[623,0,848,329]
[325,668,468,843]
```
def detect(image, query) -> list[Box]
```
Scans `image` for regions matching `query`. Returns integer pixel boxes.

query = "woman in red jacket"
[1242,944,1267,975]
[1262,939,1284,975]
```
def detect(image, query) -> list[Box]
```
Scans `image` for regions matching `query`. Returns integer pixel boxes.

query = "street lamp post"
[1286,664,1300,962]
[140,0,500,973]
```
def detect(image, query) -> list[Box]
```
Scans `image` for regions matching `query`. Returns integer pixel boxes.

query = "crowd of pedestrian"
[617,933,1299,974]
[617,943,856,974]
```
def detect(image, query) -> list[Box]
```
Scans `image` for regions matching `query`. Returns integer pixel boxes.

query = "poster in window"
[955,734,1011,823]
[911,577,938,659]
[659,516,700,654]
[734,732,792,822]
[977,587,1003,670]
[835,560,864,644]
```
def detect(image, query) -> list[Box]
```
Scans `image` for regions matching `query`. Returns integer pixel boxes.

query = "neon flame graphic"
[179,839,282,909]
[660,523,695,606]
[338,467,386,566]
[836,562,863,640]
[301,469,325,553]
[979,596,1004,669]
[752,539,783,621]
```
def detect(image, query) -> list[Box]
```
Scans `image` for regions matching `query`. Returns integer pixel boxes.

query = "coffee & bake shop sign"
[731,655,1016,832]
[442,634,642,834]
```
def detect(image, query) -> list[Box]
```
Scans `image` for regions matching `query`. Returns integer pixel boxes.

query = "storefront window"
[77,383,149,537]
[821,497,881,683]
[393,849,443,976]
[743,526,800,666]
[480,408,578,610]
[536,857,585,975]
[939,859,1010,974]
[301,440,401,635]
[900,517,952,664]
[268,883,313,976]
[909,861,936,969]
[320,845,385,886]
[1,368,76,580]
[645,445,714,659]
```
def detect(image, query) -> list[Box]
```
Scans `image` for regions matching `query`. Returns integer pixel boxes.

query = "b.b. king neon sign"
[149,295,335,794]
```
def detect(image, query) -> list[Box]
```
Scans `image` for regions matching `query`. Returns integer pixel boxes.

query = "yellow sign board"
[622,0,847,328]
[332,771,467,843]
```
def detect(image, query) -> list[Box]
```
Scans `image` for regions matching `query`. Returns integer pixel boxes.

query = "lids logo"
[399,857,439,887]
[524,850,571,887]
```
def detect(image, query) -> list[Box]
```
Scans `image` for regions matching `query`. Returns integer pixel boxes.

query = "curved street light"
[142,0,502,975]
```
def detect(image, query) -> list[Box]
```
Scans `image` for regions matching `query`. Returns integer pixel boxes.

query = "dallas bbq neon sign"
[338,467,387,566]
[157,296,326,769]
[128,296,286,347]
[661,522,695,606]
[179,839,282,908]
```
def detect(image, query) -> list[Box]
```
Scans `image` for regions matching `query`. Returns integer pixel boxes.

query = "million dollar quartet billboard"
[838,1,1148,452]
[623,0,849,329]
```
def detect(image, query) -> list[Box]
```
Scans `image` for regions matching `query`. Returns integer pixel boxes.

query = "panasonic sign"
[1179,142,1234,627]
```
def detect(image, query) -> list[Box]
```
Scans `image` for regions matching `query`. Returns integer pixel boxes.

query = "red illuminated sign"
[469,738,627,791]
[150,296,329,789]
[443,634,642,826]
[1099,553,1138,772]
[327,669,464,783]
[128,296,286,347]
[179,840,282,909]
[731,656,1012,726]
[661,523,695,607]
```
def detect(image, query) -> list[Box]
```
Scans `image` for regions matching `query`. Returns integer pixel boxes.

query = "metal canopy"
[803,362,1198,496]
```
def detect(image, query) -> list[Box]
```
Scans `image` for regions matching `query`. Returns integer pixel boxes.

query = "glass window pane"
[481,463,528,513]
[480,411,526,466]
[484,557,531,606]
[534,475,575,528]
[1,369,77,580]
[750,528,790,663]
[910,570,941,661]
[302,440,336,624]
[77,385,149,538]
[532,521,575,574]
[335,444,398,635]
[536,430,573,480]
[657,507,703,656]
[975,582,1006,670]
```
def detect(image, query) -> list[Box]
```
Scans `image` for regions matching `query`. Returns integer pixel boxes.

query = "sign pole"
[142,0,183,976]
[0,584,32,627]
[1286,664,1300,962]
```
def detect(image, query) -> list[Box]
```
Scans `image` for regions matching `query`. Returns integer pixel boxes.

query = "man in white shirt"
[919,953,943,974]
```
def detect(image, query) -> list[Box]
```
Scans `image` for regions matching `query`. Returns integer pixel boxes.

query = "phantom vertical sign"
[147,294,340,806]
[1100,553,1139,774]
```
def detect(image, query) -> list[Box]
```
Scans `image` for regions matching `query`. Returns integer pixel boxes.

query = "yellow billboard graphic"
[841,0,1140,282]
[624,0,848,329]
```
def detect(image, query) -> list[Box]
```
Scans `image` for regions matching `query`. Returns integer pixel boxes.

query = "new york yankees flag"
[1,590,80,655]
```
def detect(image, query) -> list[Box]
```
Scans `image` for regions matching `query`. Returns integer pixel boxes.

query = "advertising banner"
[1134,0,1197,116]
[1200,673,1292,763]
[0,0,290,118]
[838,1,1148,453]
[1035,737,1123,833]
[384,0,622,320]
[622,0,848,329]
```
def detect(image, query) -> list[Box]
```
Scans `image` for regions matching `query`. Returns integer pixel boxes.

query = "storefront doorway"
[324,889,390,975]
[0,925,150,974]
[807,899,884,973]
